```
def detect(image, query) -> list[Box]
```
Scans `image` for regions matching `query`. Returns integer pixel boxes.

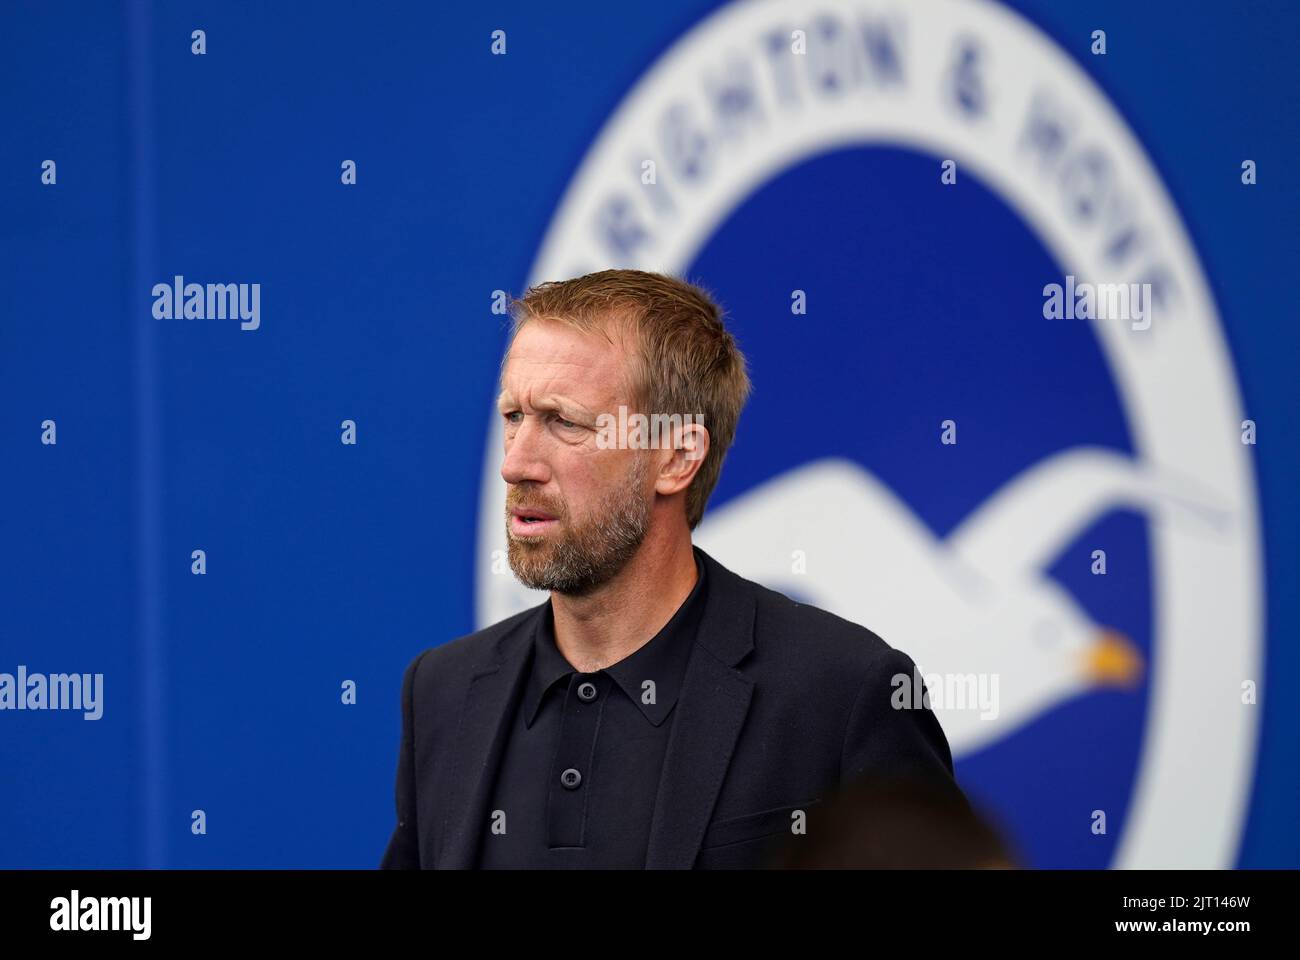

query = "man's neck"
[549,528,698,674]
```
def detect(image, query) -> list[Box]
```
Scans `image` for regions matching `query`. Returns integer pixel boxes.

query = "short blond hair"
[505,269,752,530]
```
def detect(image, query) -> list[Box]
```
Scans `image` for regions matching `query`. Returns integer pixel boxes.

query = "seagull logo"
[695,448,1229,754]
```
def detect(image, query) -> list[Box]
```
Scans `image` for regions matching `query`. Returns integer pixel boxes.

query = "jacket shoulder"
[757,580,889,645]
[403,600,545,699]
[719,562,956,783]
[705,554,915,698]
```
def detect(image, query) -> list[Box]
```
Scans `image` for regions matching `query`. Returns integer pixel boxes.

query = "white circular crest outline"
[476,0,1263,868]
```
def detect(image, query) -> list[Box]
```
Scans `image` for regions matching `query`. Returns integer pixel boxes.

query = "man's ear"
[654,421,710,497]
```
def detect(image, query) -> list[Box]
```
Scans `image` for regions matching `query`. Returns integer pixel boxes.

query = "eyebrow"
[496,391,597,423]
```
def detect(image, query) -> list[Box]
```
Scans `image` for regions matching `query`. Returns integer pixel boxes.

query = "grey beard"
[506,456,650,596]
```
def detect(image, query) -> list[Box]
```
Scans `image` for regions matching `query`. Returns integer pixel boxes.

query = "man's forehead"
[497,377,621,419]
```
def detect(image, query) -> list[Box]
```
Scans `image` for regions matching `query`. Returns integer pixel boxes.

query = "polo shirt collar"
[523,550,707,729]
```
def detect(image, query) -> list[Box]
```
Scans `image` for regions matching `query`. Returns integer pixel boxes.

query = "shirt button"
[560,767,582,789]
[577,681,598,702]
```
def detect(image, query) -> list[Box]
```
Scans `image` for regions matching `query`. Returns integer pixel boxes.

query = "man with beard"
[380,269,965,870]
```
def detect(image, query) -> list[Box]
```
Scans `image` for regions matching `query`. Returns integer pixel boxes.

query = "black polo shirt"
[476,552,708,868]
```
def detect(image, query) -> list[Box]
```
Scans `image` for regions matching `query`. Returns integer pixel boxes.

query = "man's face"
[498,319,652,595]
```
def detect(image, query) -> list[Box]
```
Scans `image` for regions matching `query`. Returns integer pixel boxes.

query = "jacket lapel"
[435,609,538,868]
[435,546,757,870]
[643,546,756,868]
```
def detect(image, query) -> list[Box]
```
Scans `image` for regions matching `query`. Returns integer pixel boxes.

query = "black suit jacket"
[380,545,962,869]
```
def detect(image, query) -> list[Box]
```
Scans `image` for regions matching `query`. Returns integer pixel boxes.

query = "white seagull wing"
[947,445,1232,583]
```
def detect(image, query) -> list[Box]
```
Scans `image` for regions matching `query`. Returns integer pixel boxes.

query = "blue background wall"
[1,0,1295,868]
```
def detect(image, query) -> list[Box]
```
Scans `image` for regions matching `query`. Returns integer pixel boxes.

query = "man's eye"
[505,411,522,424]
[556,417,577,429]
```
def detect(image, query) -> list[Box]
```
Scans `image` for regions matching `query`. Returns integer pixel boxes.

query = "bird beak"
[1083,628,1144,688]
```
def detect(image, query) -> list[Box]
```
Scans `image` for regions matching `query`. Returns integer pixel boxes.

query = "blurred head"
[498,269,751,595]
[767,776,1020,869]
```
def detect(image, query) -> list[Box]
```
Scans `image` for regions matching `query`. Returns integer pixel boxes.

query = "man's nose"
[501,415,551,486]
